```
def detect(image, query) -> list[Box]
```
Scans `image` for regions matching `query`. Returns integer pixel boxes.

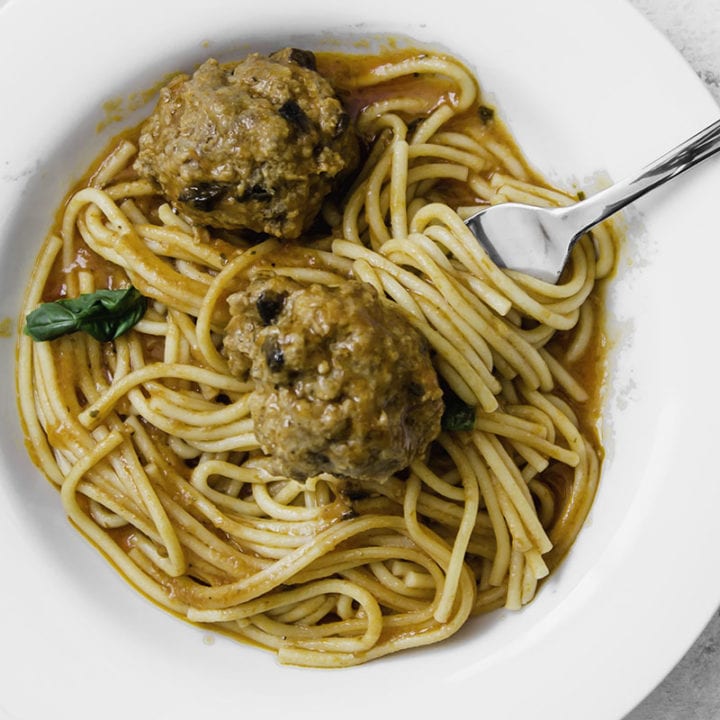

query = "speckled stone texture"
[624,2,720,717]
[627,610,720,718]
[630,0,720,104]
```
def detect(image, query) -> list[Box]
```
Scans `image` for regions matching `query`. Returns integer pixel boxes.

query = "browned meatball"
[134,48,359,238]
[224,276,443,481]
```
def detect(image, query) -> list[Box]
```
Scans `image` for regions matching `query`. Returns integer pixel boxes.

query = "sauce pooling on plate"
[17,44,620,667]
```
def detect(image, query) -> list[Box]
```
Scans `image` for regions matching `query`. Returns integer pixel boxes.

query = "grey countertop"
[624,1,720,717]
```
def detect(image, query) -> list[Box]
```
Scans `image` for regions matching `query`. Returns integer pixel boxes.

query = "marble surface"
[623,1,720,717]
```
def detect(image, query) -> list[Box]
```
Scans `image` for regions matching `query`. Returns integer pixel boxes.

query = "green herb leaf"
[478,104,495,124]
[441,383,476,432]
[24,286,147,342]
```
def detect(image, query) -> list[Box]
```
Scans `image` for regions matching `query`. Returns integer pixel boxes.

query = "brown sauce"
[38,45,611,490]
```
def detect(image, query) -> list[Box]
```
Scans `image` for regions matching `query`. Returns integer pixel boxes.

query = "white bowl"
[1,1,719,718]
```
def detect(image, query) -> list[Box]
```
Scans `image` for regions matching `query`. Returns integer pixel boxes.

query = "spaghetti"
[16,46,618,667]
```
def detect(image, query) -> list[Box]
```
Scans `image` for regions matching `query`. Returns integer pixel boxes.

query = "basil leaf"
[441,383,476,432]
[24,286,147,342]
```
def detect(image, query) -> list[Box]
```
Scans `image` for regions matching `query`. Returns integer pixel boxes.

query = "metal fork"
[464,117,720,283]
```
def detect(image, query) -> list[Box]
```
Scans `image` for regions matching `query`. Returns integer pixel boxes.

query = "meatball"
[224,276,443,481]
[134,48,360,238]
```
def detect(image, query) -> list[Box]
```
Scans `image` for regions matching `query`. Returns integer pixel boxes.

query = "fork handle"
[559,117,720,238]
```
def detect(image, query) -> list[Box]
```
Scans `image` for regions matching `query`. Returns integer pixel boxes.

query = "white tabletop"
[625,1,720,717]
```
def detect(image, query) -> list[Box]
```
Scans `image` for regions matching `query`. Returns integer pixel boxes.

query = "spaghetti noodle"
[16,46,618,667]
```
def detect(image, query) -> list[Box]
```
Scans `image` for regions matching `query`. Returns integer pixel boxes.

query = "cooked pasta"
[16,46,618,667]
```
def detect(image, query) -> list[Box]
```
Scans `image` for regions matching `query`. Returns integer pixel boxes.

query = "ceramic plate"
[1,1,719,718]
